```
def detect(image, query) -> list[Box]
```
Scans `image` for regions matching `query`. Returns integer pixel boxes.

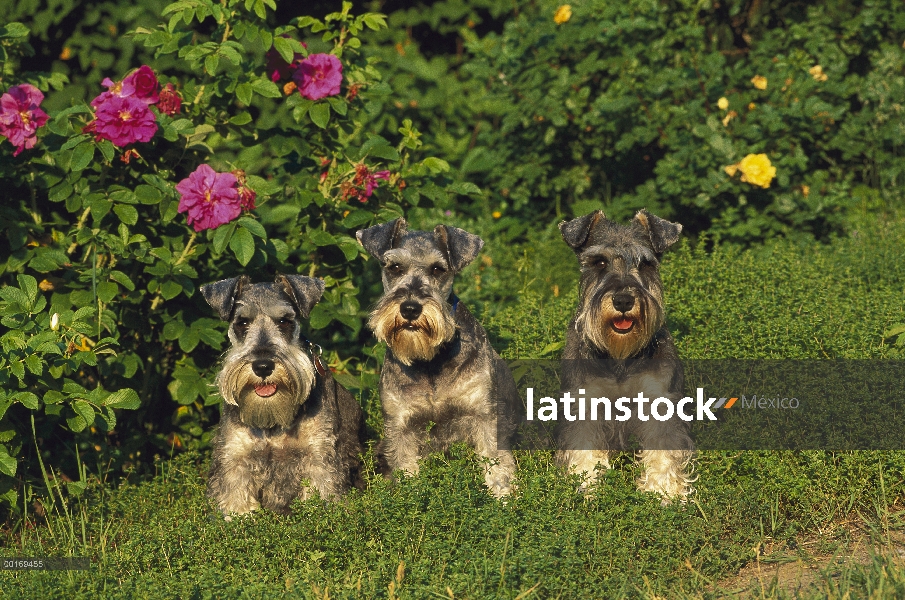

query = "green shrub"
[362,0,905,242]
[0,1,473,510]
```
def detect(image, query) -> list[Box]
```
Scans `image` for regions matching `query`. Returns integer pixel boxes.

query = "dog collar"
[301,337,328,377]
[450,293,460,315]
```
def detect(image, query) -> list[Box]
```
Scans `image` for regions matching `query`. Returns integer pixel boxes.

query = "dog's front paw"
[485,468,515,500]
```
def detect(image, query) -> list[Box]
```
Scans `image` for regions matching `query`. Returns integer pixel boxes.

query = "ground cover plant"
[2,0,905,597]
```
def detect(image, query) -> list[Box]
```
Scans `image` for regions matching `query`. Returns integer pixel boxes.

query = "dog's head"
[559,209,681,358]
[356,218,482,365]
[201,274,324,428]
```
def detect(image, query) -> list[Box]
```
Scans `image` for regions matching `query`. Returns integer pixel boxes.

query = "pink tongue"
[613,318,634,331]
[254,384,277,398]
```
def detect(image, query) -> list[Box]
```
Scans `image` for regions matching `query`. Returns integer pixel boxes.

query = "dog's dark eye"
[276,316,294,329]
[430,264,447,276]
[234,318,250,334]
[386,262,403,276]
[594,258,608,269]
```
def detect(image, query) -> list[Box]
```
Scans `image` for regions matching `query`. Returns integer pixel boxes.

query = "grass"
[2,209,905,598]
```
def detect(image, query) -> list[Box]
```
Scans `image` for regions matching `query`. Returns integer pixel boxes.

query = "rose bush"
[0,2,473,510]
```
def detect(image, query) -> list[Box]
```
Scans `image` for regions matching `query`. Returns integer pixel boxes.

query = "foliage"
[0,0,472,510]
[361,0,905,242]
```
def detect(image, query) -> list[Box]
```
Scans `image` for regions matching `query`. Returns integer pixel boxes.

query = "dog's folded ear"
[276,274,325,319]
[559,210,606,251]
[356,218,407,260]
[634,209,682,254]
[433,224,484,272]
[201,275,249,321]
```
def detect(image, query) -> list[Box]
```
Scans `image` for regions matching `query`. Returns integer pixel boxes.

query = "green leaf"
[49,181,74,202]
[70,142,95,172]
[15,392,40,410]
[0,447,16,477]
[367,145,400,161]
[105,388,140,410]
[212,221,236,254]
[162,320,185,341]
[327,96,347,116]
[359,135,391,158]
[361,14,387,31]
[307,229,335,246]
[308,304,333,329]
[236,82,253,105]
[178,327,200,352]
[230,112,253,125]
[204,54,220,75]
[97,281,119,303]
[67,415,87,432]
[251,78,281,98]
[110,270,135,291]
[72,399,95,426]
[17,274,38,304]
[97,139,116,162]
[342,209,374,229]
[273,35,294,63]
[0,22,30,39]
[238,217,266,238]
[421,157,450,173]
[246,175,282,196]
[114,204,139,226]
[161,280,183,300]
[309,103,330,129]
[135,184,163,205]
[229,227,255,266]
[336,237,360,261]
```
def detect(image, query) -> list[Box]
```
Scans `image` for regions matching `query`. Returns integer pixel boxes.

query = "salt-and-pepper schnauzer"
[201,275,363,518]
[357,218,518,499]
[555,209,695,504]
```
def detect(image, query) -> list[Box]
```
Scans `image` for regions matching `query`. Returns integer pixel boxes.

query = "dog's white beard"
[217,347,316,429]
[369,299,457,366]
[578,295,662,359]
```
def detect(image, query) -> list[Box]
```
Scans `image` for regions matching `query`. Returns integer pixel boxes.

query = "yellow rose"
[751,75,767,90]
[717,97,729,110]
[723,164,739,177]
[554,5,572,24]
[738,153,776,188]
[492,211,502,219]
[809,65,828,82]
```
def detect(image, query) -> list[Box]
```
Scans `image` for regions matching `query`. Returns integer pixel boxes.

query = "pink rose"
[292,54,342,101]
[123,66,160,104]
[91,65,160,108]
[0,84,49,157]
[176,165,242,232]
[93,95,158,147]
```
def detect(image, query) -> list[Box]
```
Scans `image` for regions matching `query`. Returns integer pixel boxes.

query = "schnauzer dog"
[201,274,363,518]
[554,209,695,503]
[357,218,518,498]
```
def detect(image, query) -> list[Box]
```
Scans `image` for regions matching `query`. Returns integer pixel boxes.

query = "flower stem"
[66,208,92,255]
[149,232,197,311]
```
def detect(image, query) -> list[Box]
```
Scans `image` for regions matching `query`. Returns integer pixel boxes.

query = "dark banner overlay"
[499,360,905,451]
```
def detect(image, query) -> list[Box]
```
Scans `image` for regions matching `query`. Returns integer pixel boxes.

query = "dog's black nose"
[252,359,275,378]
[399,301,423,321]
[612,293,635,313]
